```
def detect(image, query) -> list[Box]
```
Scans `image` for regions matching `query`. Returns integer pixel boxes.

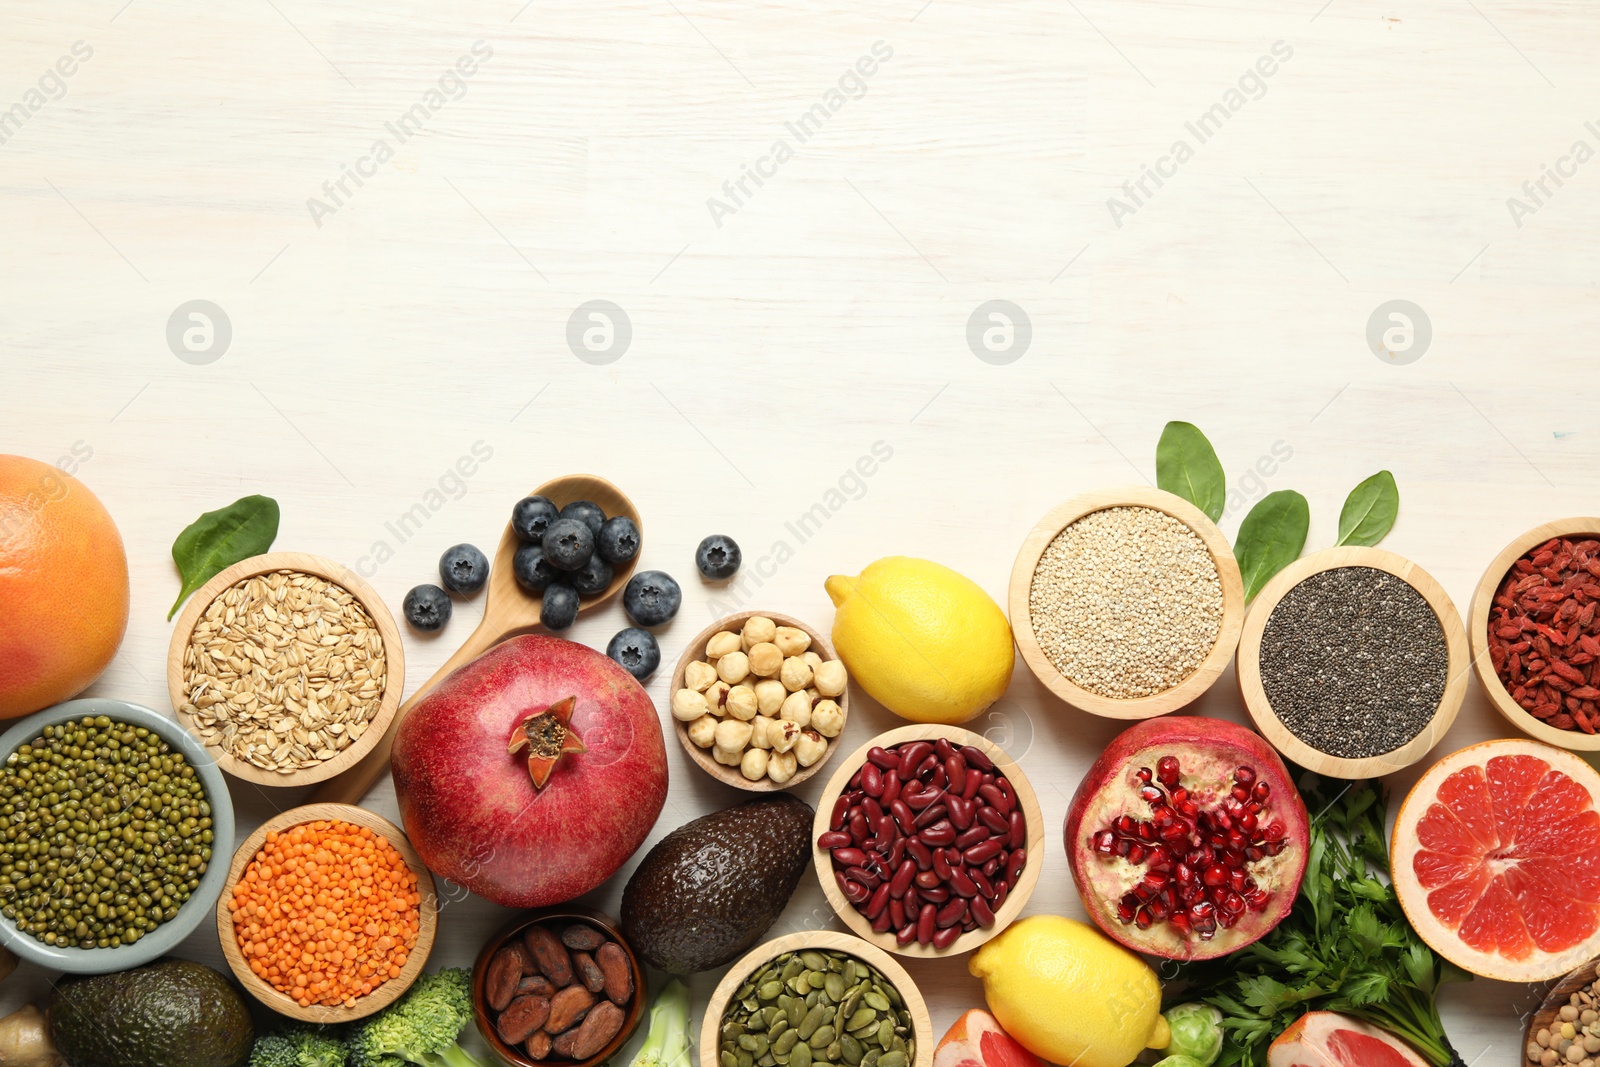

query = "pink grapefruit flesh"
[1267,1011,1429,1067]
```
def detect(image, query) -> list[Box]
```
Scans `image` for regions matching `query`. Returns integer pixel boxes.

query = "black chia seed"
[1259,565,1449,759]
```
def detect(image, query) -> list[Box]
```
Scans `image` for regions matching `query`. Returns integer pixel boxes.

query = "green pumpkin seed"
[774,1030,801,1055]
[723,1053,740,1067]
[863,991,889,1012]
[786,999,804,1029]
[788,976,809,995]
[760,980,784,1001]
[843,1007,875,1033]
[798,1005,827,1040]
[876,1020,894,1049]
[878,1053,907,1067]
[805,990,820,1008]
[810,1026,837,1049]
[792,1044,812,1067]
[808,970,829,992]
[739,1052,754,1067]
[740,1036,761,1052]
[769,1017,789,1040]
[862,1050,881,1067]
[824,973,845,1002]
[801,951,828,971]
[760,1056,776,1067]
[840,1035,864,1065]
[782,956,804,982]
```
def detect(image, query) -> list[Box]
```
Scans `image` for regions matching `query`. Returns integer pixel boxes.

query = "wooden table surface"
[5,1,1596,1063]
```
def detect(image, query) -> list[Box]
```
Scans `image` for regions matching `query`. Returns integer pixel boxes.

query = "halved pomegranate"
[1064,716,1309,960]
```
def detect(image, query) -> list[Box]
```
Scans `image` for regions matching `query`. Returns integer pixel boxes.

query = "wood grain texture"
[166,551,405,787]
[811,724,1043,959]
[1009,486,1245,719]
[1237,546,1469,779]
[670,610,848,791]
[215,802,438,1023]
[1468,517,1600,752]
[700,930,933,1067]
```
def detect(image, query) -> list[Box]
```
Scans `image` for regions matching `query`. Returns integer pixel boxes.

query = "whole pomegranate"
[1064,716,1308,960]
[393,634,668,907]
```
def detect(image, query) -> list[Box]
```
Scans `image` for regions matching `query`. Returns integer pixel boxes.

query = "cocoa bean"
[570,1000,626,1059]
[552,1028,581,1059]
[596,941,633,1005]
[523,924,575,986]
[486,943,531,1012]
[518,974,557,998]
[496,994,551,1045]
[561,923,606,952]
[546,984,596,1033]
[526,1030,552,1061]
[573,951,606,994]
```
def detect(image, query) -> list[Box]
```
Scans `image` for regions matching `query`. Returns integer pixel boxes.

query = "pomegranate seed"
[1147,895,1169,919]
[1238,811,1258,834]
[1222,891,1246,913]
[1161,822,1189,842]
[1092,830,1116,854]
[1174,863,1194,884]
[1157,756,1180,784]
[1136,767,1153,783]
[1135,908,1153,929]
[1153,805,1176,827]
[1254,781,1271,801]
[1262,839,1285,857]
[1231,785,1250,803]
[1126,844,1146,864]
[1144,871,1169,890]
[1115,838,1133,858]
[1146,847,1171,871]
[1191,900,1215,920]
[1234,765,1256,786]
[1139,785,1164,804]
[1213,811,1233,831]
[1117,898,1136,923]
[1264,821,1286,839]
[1171,787,1189,805]
[1137,822,1157,842]
[1169,911,1192,933]
[1115,814,1137,835]
[1244,846,1264,861]
[1202,864,1228,887]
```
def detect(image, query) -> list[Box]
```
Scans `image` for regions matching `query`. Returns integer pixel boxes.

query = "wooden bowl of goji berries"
[216,802,438,1022]
[1471,518,1600,751]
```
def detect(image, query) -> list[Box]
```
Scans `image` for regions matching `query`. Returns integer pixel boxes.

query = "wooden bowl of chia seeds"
[1237,547,1469,779]
[1008,486,1246,719]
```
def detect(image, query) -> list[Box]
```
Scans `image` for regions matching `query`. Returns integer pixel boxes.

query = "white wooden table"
[4,1,1595,1062]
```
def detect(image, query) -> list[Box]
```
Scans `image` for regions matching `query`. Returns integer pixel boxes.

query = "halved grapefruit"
[1392,738,1600,981]
[1267,1012,1429,1067]
[933,1009,1047,1067]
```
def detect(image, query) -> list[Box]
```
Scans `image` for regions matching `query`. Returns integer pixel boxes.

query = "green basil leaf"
[1335,470,1399,547]
[1235,490,1309,600]
[168,495,280,619]
[1156,421,1226,522]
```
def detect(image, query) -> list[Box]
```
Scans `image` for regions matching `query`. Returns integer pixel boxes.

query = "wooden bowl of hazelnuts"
[670,611,850,792]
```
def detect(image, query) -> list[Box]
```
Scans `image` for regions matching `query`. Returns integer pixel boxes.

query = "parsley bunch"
[1174,776,1469,1067]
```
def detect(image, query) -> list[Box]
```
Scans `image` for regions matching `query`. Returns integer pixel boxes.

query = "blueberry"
[622,570,682,627]
[403,585,451,632]
[438,543,489,596]
[606,627,661,680]
[571,554,614,597]
[513,543,559,592]
[511,496,560,543]
[560,500,606,537]
[542,518,595,571]
[695,534,742,581]
[541,583,580,631]
[598,516,641,565]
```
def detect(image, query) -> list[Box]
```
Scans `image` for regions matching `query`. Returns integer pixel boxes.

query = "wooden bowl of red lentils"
[1008,486,1246,719]
[1470,518,1600,753]
[216,802,438,1022]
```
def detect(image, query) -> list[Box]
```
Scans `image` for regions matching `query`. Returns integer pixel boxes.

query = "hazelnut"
[780,690,814,727]
[671,688,710,722]
[704,680,731,716]
[740,748,770,781]
[685,715,718,748]
[754,679,787,716]
[725,685,759,721]
[684,660,719,692]
[767,718,801,753]
[780,656,813,692]
[813,660,848,698]
[773,626,811,657]
[747,642,783,677]
[714,719,753,752]
[706,631,741,660]
[802,650,824,674]
[717,651,751,685]
[811,699,844,737]
[793,728,827,767]
[712,746,740,766]
[766,749,798,784]
[741,616,777,649]
[749,717,774,750]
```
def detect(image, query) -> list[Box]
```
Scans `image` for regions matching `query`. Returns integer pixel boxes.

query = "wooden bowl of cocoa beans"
[471,906,647,1067]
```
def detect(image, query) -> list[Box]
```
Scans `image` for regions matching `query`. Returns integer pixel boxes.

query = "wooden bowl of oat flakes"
[167,552,404,788]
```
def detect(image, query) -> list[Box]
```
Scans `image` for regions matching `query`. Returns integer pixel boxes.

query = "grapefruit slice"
[933,1009,1047,1067]
[1392,738,1600,981]
[1267,1011,1429,1067]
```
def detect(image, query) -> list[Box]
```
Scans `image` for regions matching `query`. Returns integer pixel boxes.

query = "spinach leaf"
[1235,490,1309,601]
[168,495,280,619]
[1336,470,1399,547]
[1156,421,1226,522]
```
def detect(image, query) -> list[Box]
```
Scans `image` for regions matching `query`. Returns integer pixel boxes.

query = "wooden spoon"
[310,474,642,805]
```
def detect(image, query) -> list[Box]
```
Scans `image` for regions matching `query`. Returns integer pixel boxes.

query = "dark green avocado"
[50,958,255,1067]
[622,793,814,973]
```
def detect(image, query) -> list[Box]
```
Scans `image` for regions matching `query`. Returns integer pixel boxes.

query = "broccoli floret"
[251,1024,348,1067]
[347,968,488,1067]
[629,979,691,1067]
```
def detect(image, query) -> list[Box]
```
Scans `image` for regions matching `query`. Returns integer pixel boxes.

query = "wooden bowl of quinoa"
[1008,486,1245,719]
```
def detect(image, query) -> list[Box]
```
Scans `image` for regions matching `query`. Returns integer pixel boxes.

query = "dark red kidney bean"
[944,756,966,795]
[920,821,955,846]
[947,796,973,831]
[998,778,1016,811]
[861,763,884,797]
[846,866,880,889]
[917,903,937,945]
[896,922,917,946]
[929,766,948,791]
[934,738,956,760]
[914,869,941,890]
[916,754,940,779]
[977,806,1009,835]
[848,813,869,844]
[1007,849,1027,884]
[862,798,883,824]
[888,836,906,868]
[907,839,933,870]
[982,856,1001,878]
[868,746,898,770]
[871,908,893,933]
[914,803,948,829]
[947,868,978,898]
[954,825,989,850]
[890,897,905,929]
[832,847,865,868]
[876,814,896,841]
[890,860,916,897]
[992,881,1009,910]
[969,868,994,899]
[897,742,933,779]
[880,770,901,807]
[839,874,869,905]
[971,894,996,928]
[1009,810,1026,849]
[962,917,979,933]
[817,831,851,850]
[961,771,982,802]
[964,838,1004,866]
[931,849,953,881]
[867,882,891,920]
[831,795,850,831]
[936,898,968,928]
[932,924,962,950]
[961,745,994,772]
[889,800,916,836]
[903,786,940,811]
[848,769,863,791]
[977,783,1006,811]
[904,886,921,911]
[918,885,950,904]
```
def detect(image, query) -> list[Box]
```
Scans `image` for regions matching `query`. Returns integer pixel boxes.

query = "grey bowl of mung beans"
[0,697,234,973]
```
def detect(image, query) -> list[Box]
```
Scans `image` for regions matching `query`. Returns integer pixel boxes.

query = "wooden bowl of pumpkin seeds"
[701,931,932,1067]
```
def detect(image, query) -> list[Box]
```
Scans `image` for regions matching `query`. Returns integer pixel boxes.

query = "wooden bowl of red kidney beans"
[812,724,1045,957]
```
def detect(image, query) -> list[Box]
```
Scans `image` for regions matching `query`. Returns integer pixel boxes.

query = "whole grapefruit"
[0,455,129,719]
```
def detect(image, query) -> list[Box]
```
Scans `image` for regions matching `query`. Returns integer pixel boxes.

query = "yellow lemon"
[968,916,1170,1067]
[824,557,1012,725]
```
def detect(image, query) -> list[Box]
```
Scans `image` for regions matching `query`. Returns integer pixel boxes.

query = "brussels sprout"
[1161,1003,1223,1066]
[1150,1057,1208,1067]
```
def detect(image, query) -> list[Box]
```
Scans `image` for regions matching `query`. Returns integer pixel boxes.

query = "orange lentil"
[228,819,421,1009]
